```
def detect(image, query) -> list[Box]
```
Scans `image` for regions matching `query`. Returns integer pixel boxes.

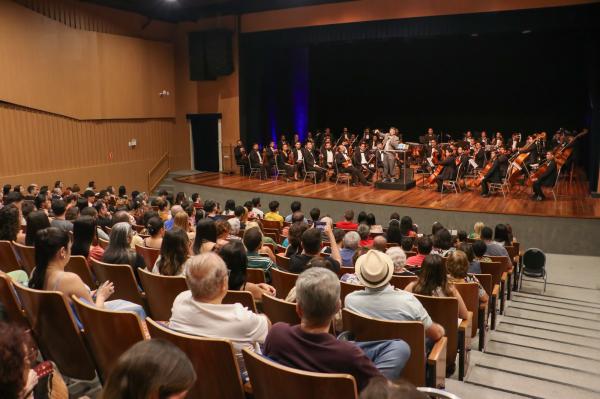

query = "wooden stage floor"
[175,172,600,219]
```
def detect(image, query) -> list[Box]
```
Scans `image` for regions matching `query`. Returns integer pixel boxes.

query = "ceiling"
[79,0,353,23]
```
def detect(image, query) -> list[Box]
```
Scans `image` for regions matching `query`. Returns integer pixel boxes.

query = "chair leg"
[543,271,547,293]
[458,329,466,381]
[478,308,486,351]
[490,296,497,330]
[507,272,512,300]
[500,281,506,315]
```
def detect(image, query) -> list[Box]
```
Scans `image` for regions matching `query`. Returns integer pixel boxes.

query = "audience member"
[222,199,236,216]
[50,199,73,232]
[24,210,50,246]
[372,235,387,252]
[447,250,488,304]
[336,209,358,230]
[406,236,432,268]
[341,231,360,266]
[430,229,455,257]
[102,222,146,282]
[174,211,195,241]
[481,226,509,257]
[220,241,276,300]
[289,225,341,273]
[469,221,485,239]
[153,229,191,276]
[385,219,402,245]
[458,242,481,273]
[285,222,309,257]
[386,246,412,275]
[359,378,428,399]
[243,227,277,279]
[251,197,264,219]
[264,200,284,226]
[0,205,25,244]
[144,217,164,249]
[472,240,492,263]
[358,224,373,247]
[71,216,104,263]
[284,201,303,223]
[400,216,417,237]
[192,218,218,254]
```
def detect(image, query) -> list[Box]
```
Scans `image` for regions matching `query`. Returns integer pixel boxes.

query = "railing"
[148,152,169,193]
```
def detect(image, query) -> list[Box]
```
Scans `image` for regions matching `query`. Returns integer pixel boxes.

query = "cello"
[474,152,497,186]
[526,129,588,186]
[507,132,546,185]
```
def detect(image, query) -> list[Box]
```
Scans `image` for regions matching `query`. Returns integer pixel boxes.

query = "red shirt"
[406,253,426,267]
[359,238,374,248]
[336,221,358,230]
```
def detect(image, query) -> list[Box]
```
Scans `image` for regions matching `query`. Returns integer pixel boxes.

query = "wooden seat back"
[138,268,187,320]
[342,308,428,387]
[488,256,512,273]
[270,268,298,299]
[0,273,29,328]
[11,241,36,274]
[340,281,363,305]
[13,284,96,380]
[246,268,266,284]
[404,251,417,258]
[413,294,458,372]
[275,254,290,271]
[473,274,492,297]
[453,282,479,338]
[90,259,145,307]
[479,262,503,288]
[261,294,300,325]
[223,290,257,312]
[65,255,97,289]
[337,266,355,278]
[72,296,145,382]
[98,237,109,249]
[242,347,358,399]
[390,275,418,290]
[146,318,246,399]
[135,244,160,270]
[261,220,282,230]
[0,240,22,273]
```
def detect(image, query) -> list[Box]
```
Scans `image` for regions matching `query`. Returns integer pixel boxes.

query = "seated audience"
[359,378,428,399]
[336,209,358,230]
[455,230,468,247]
[400,216,417,238]
[164,205,183,231]
[112,210,143,248]
[24,210,50,246]
[372,235,387,252]
[220,241,276,300]
[216,219,238,242]
[345,250,445,343]
[430,221,444,237]
[251,197,264,219]
[174,211,195,241]
[229,205,247,230]
[143,217,164,249]
[341,231,360,266]
[481,226,509,257]
[0,205,25,244]
[430,229,455,257]
[458,242,481,273]
[50,199,73,232]
[446,250,488,304]
[101,340,196,399]
[169,253,270,379]
[404,254,469,320]
[94,199,113,228]
[192,218,218,254]
[358,224,373,247]
[385,219,402,245]
[152,229,191,276]
[366,213,383,234]
[400,237,414,253]
[284,222,308,257]
[264,200,284,226]
[386,246,412,275]
[102,222,146,282]
[265,267,409,391]
[472,240,492,263]
[469,221,485,239]
[71,216,104,264]
[406,236,432,268]
[289,225,341,273]
[222,199,236,216]
[493,223,510,246]
[285,200,303,222]
[243,227,277,279]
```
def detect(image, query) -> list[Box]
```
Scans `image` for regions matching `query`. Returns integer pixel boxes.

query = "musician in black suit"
[292,141,305,179]
[248,143,267,178]
[474,141,486,168]
[302,141,326,182]
[234,140,250,175]
[481,147,509,197]
[531,151,557,201]
[335,145,370,186]
[435,148,457,192]
[276,143,296,181]
[264,141,277,177]
[353,142,375,181]
[456,145,470,179]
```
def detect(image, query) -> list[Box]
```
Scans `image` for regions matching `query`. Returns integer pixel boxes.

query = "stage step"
[495,322,600,348]
[500,316,600,338]
[489,331,600,360]
[503,307,600,331]
[444,379,528,399]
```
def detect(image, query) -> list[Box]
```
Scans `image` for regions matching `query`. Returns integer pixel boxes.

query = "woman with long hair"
[469,221,485,239]
[24,210,50,246]
[446,250,488,304]
[405,254,468,320]
[143,217,164,249]
[385,219,402,245]
[219,241,275,300]
[101,340,196,399]
[102,223,146,282]
[0,205,25,244]
[173,211,195,241]
[192,218,217,254]
[71,216,104,263]
[399,216,417,238]
[174,192,186,206]
[430,228,455,257]
[222,199,236,216]
[152,229,191,276]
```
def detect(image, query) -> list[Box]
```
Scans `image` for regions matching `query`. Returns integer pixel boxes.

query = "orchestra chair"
[242,347,358,399]
[0,240,22,273]
[261,294,300,325]
[0,273,30,328]
[544,166,562,201]
[477,262,503,329]
[519,248,548,293]
[440,163,463,196]
[98,237,109,249]
[273,156,289,182]
[390,275,418,290]
[223,290,257,312]
[72,296,145,383]
[414,294,471,381]
[135,244,160,270]
[334,160,352,187]
[275,253,291,271]
[65,255,97,289]
[339,281,363,306]
[90,259,146,308]
[488,167,511,198]
[302,159,318,184]
[146,318,247,399]
[487,256,512,313]
[337,265,355,278]
[270,268,298,299]
[13,284,97,381]
[11,241,36,275]
[248,156,265,180]
[453,282,485,351]
[342,308,447,388]
[138,268,187,320]
[246,268,267,284]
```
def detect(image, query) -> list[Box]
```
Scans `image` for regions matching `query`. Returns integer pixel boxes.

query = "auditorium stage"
[171,172,600,256]
[175,172,600,220]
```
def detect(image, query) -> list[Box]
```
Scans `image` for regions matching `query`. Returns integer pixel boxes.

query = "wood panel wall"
[0,102,175,192]
[0,1,175,120]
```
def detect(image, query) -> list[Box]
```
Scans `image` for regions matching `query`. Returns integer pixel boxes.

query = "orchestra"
[232,127,586,201]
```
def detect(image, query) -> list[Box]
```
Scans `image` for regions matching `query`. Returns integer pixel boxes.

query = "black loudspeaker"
[188,30,233,81]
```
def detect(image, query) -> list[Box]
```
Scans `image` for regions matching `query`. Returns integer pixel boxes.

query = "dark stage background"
[240,4,600,190]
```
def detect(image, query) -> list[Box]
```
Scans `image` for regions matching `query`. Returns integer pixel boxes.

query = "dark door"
[189,113,221,172]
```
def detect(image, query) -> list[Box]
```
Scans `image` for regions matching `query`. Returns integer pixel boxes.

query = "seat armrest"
[492,284,500,297]
[501,272,507,282]
[427,336,447,388]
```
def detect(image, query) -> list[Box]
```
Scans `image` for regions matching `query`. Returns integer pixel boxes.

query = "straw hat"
[355,250,394,289]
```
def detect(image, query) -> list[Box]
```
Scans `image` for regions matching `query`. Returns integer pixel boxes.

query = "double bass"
[507,132,546,185]
[526,129,588,186]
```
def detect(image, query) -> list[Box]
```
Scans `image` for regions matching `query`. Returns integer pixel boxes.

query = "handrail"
[148,152,169,193]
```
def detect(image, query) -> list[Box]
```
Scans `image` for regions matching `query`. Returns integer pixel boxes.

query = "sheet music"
[427,157,434,167]
[469,159,478,169]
